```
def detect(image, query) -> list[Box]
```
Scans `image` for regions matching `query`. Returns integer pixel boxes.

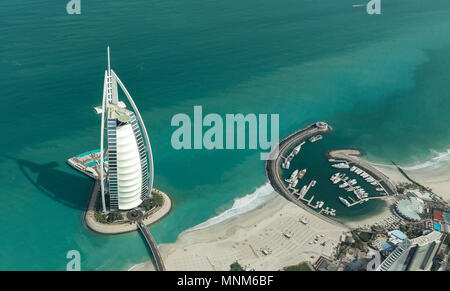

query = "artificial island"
[67,48,171,271]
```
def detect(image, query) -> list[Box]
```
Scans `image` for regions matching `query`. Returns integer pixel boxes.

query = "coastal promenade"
[266,122,349,229]
[84,180,172,235]
[326,149,397,196]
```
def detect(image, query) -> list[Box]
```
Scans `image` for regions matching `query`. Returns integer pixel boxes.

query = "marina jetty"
[266,122,349,229]
[326,149,397,196]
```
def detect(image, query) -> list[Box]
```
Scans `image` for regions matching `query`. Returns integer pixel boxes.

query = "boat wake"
[188,182,276,232]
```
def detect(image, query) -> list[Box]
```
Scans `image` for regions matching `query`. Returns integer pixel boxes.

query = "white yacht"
[298,169,307,179]
[292,142,305,155]
[332,162,350,169]
[309,135,323,143]
[285,169,299,183]
[339,182,349,188]
[290,179,298,188]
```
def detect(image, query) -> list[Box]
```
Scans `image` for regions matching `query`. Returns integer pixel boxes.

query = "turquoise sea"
[1,0,450,270]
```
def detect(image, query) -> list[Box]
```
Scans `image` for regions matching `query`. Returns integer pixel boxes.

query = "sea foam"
[403,149,450,170]
[188,182,276,231]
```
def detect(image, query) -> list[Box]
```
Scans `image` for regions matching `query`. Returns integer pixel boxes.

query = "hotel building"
[97,47,154,211]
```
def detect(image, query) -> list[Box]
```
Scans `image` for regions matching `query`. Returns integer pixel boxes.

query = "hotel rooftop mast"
[97,47,154,212]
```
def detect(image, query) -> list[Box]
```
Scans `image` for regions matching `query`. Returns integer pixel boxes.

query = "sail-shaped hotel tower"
[97,47,154,212]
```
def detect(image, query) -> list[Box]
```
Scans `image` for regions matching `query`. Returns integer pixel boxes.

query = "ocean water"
[0,0,450,270]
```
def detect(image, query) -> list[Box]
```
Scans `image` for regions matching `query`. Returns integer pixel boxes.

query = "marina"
[282,141,305,169]
[326,150,397,210]
[266,122,348,227]
[326,149,397,196]
[267,122,397,225]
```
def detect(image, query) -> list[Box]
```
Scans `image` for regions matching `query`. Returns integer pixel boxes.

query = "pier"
[136,219,166,271]
[391,162,446,204]
[392,161,432,193]
[266,122,349,229]
[294,180,317,205]
[326,149,397,196]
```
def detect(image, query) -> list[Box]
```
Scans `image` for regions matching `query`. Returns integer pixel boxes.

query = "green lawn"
[358,232,372,242]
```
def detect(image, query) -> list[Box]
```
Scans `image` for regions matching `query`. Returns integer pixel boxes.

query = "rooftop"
[433,209,443,221]
[389,230,408,240]
[396,197,424,221]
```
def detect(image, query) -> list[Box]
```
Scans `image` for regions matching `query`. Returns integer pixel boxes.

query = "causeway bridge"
[136,219,166,271]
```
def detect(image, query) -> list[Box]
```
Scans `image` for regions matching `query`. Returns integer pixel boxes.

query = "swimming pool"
[76,149,101,158]
[86,158,108,167]
[434,223,441,232]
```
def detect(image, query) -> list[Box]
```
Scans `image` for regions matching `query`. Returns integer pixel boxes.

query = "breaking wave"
[403,149,450,170]
[188,182,276,231]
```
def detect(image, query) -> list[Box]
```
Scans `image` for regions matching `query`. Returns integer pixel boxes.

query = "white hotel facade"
[97,47,154,212]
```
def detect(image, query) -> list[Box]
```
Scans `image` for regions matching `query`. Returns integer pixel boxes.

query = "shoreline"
[370,162,450,203]
[129,155,450,271]
[132,192,348,271]
[128,120,450,271]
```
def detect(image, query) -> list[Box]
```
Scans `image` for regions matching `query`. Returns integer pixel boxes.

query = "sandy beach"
[371,162,450,202]
[132,193,348,271]
[130,158,450,271]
